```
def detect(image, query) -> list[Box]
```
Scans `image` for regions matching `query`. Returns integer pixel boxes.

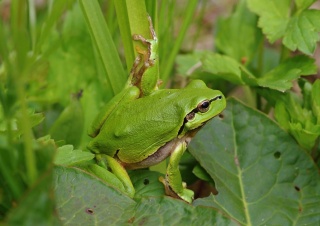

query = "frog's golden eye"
[197,100,210,113]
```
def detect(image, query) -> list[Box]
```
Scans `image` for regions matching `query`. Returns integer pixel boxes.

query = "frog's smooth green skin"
[88,87,140,138]
[87,80,226,202]
[128,15,159,96]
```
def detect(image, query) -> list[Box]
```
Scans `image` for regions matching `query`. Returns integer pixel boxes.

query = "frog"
[87,16,226,203]
[87,79,226,203]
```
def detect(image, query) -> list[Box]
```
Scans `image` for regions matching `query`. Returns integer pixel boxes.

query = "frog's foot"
[159,176,194,203]
[133,34,152,46]
[132,14,156,45]
[132,15,157,58]
[134,45,155,72]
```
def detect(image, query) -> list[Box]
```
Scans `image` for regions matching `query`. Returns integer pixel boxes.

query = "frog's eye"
[197,100,210,113]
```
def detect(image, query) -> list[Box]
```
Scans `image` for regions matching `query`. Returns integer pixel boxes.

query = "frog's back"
[97,89,185,163]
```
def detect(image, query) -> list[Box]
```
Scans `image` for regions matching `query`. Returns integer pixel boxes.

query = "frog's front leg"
[160,141,194,203]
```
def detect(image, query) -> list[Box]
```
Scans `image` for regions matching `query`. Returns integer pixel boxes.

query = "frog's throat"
[118,126,203,170]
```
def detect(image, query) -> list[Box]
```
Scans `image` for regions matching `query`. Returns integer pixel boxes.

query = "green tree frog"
[87,80,226,203]
[87,16,226,203]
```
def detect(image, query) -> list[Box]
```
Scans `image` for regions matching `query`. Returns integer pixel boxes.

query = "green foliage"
[54,166,238,225]
[275,79,320,151]
[0,0,319,225]
[190,99,320,225]
[247,0,320,55]
[49,91,84,148]
[176,0,320,156]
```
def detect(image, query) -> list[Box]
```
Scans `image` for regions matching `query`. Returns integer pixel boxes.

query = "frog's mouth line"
[178,112,222,137]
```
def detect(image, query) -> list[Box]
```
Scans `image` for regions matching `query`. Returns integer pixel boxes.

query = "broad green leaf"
[215,0,263,64]
[257,55,316,91]
[201,53,256,85]
[54,166,135,225]
[283,10,320,55]
[247,0,291,42]
[54,166,238,225]
[129,169,165,199]
[133,197,239,225]
[189,98,320,225]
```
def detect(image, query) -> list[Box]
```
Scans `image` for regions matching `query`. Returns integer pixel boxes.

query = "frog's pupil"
[198,100,210,113]
[201,101,210,108]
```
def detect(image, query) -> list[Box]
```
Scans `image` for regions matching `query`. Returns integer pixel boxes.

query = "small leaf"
[247,0,291,42]
[257,55,316,91]
[248,0,320,55]
[54,145,94,166]
[283,10,320,55]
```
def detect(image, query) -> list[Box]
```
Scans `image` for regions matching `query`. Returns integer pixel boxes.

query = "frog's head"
[178,80,226,137]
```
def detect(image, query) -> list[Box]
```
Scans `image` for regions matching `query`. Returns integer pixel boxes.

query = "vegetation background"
[0,0,320,225]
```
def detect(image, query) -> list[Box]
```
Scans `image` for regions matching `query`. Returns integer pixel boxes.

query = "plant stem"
[11,0,38,186]
[161,0,198,83]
